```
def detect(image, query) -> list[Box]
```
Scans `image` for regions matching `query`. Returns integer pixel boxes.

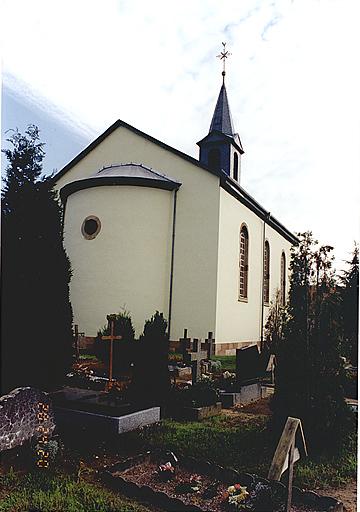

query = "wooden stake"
[286,439,295,512]
[101,315,122,391]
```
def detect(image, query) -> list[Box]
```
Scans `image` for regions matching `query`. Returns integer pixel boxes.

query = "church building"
[54,64,297,355]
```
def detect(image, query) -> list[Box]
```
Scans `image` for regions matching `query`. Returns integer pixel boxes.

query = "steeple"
[197,43,244,183]
[209,84,235,136]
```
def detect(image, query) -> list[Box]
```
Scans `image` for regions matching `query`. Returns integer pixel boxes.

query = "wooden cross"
[185,339,208,384]
[101,314,122,391]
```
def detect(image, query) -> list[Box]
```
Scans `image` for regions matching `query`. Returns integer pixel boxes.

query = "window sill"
[264,302,270,307]
[238,297,248,303]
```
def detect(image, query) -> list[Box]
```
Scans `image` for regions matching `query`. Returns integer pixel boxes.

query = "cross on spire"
[217,42,231,84]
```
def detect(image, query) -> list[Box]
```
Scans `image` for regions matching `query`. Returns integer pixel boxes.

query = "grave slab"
[54,406,160,435]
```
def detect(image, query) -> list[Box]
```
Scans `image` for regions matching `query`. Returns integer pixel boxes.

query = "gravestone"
[0,387,55,452]
[204,332,215,359]
[183,339,208,383]
[236,345,262,384]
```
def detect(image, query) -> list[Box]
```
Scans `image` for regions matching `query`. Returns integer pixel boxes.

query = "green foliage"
[1,125,73,392]
[94,310,135,374]
[339,244,359,365]
[0,471,152,512]
[130,311,171,405]
[271,232,355,455]
[140,310,167,341]
[135,416,356,489]
[169,379,220,408]
[264,289,288,352]
[211,355,236,372]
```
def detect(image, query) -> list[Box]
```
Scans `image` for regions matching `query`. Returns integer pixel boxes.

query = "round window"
[81,216,101,240]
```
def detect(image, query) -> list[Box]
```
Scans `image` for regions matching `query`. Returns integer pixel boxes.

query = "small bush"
[93,311,135,375]
[168,379,220,408]
[130,311,171,406]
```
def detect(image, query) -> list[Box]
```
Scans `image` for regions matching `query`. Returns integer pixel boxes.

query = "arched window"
[239,225,249,300]
[233,153,239,181]
[280,252,286,306]
[263,241,270,304]
[208,148,221,172]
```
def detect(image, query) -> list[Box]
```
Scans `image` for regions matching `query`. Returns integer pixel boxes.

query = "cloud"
[1,0,359,268]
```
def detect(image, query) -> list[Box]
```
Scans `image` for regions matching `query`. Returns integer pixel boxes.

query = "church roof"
[60,162,181,201]
[54,119,297,245]
[209,84,235,136]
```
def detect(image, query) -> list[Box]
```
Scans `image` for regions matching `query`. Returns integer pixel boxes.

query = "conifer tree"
[1,125,73,393]
[130,311,170,406]
[339,245,359,366]
[271,232,354,454]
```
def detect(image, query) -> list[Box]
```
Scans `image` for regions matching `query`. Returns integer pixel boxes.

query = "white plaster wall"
[215,187,293,346]
[63,186,173,337]
[56,126,220,340]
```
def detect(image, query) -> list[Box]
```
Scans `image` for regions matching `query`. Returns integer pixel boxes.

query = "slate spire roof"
[209,83,235,136]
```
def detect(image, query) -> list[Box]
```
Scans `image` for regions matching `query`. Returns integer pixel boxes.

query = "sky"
[1,0,359,271]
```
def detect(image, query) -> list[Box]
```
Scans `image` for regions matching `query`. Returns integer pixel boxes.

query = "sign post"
[268,417,307,512]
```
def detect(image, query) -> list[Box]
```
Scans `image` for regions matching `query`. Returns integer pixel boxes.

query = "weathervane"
[217,42,231,84]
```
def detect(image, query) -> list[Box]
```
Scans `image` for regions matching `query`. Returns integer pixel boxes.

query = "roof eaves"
[220,173,299,245]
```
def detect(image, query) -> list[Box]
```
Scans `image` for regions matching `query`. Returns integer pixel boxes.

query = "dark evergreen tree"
[1,125,73,393]
[130,311,170,406]
[271,232,354,454]
[339,245,359,366]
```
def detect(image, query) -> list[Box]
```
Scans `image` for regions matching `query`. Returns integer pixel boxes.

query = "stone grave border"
[102,451,343,512]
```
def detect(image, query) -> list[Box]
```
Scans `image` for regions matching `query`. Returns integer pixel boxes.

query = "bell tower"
[197,43,244,182]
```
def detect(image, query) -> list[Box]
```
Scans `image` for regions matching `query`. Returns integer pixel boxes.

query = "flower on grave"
[157,461,175,481]
[225,484,249,509]
[189,473,202,492]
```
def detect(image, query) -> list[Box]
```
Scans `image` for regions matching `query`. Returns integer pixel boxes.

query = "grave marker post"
[101,314,122,391]
[204,331,215,359]
[189,339,208,383]
[268,417,307,512]
[74,324,80,361]
[179,329,191,361]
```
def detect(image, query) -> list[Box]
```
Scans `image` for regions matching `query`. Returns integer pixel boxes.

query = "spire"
[209,83,235,136]
[197,42,244,181]
[209,42,235,136]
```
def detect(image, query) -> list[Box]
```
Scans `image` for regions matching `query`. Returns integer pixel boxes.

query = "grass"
[79,354,98,361]
[135,414,357,489]
[0,410,356,511]
[0,470,153,512]
[211,355,236,372]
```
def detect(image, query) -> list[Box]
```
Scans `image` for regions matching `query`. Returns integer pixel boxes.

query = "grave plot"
[166,332,221,420]
[215,346,274,408]
[102,451,343,512]
[52,314,163,435]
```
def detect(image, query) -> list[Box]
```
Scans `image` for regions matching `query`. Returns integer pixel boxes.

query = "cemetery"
[0,309,356,511]
[1,127,358,511]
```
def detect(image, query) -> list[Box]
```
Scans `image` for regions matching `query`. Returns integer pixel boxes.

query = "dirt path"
[319,480,357,512]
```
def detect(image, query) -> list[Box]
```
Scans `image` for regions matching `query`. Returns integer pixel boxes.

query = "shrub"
[169,379,220,408]
[93,311,135,375]
[130,311,170,405]
[271,232,355,455]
